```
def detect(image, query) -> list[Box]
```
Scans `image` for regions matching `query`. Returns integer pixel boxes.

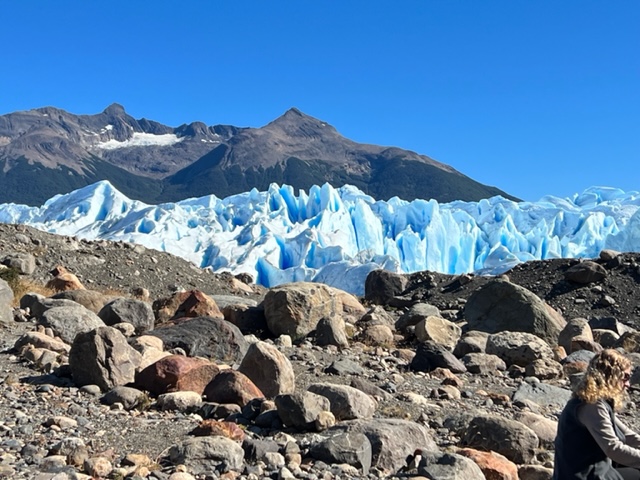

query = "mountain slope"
[0,105,517,205]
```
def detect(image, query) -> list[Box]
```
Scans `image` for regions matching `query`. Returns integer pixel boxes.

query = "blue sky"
[1,1,638,202]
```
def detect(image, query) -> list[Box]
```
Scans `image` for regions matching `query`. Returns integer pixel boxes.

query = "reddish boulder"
[189,419,245,442]
[203,370,264,407]
[171,290,223,321]
[135,355,219,396]
[457,447,518,480]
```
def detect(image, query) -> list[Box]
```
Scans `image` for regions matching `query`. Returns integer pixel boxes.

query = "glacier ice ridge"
[0,180,639,296]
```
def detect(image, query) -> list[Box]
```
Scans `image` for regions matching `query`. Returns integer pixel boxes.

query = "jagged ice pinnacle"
[0,181,639,296]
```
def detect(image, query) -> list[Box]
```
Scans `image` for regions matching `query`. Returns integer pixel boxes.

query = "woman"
[554,349,640,479]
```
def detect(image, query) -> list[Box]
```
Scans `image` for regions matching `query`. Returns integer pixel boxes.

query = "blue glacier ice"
[0,180,639,296]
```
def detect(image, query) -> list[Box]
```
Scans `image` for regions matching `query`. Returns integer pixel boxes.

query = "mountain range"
[0,104,517,205]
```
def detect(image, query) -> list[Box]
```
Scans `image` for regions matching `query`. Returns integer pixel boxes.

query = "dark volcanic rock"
[460,415,539,464]
[98,297,155,334]
[410,341,467,373]
[150,316,248,364]
[564,260,607,284]
[464,278,566,344]
[364,270,408,305]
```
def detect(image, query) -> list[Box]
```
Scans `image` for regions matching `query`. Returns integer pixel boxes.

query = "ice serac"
[0,182,638,296]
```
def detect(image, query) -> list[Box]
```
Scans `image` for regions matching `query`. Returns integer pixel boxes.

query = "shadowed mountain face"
[0,104,518,205]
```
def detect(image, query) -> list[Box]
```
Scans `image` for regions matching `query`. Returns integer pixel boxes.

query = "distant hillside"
[0,104,518,205]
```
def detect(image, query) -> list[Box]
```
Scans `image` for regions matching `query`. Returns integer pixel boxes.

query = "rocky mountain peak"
[265,107,338,138]
[34,106,67,117]
[283,107,304,118]
[102,103,126,116]
[175,121,209,138]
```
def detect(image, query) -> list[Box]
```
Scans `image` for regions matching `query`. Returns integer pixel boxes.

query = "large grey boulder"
[69,326,141,391]
[460,415,539,464]
[486,331,555,367]
[39,305,105,343]
[238,341,295,398]
[242,437,279,463]
[564,261,607,284]
[167,436,244,475]
[0,279,13,324]
[418,451,486,479]
[1,252,35,274]
[514,411,559,448]
[415,316,461,349]
[589,316,632,336]
[309,432,372,475]
[150,316,247,364]
[453,330,489,357]
[328,418,437,473]
[307,383,376,420]
[327,359,365,376]
[101,386,148,411]
[358,305,396,328]
[262,282,343,341]
[275,392,330,430]
[512,382,572,409]
[464,278,565,344]
[98,297,155,334]
[20,294,78,319]
[315,316,349,348]
[558,317,593,354]
[462,352,507,374]
[410,341,467,373]
[364,269,408,305]
[395,303,441,332]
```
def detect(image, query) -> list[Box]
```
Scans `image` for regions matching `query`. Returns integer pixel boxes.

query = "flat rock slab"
[512,382,572,409]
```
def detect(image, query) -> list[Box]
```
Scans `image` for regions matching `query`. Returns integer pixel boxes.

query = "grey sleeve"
[577,401,640,468]
[615,416,640,449]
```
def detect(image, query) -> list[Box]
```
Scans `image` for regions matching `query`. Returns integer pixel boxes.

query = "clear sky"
[1,1,638,202]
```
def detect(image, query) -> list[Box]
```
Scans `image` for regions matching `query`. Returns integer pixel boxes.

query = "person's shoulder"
[578,398,611,420]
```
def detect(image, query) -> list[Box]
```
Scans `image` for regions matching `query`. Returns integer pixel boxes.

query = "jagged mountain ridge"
[0,104,517,205]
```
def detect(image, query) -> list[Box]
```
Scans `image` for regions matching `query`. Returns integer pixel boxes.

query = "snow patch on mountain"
[95,132,184,149]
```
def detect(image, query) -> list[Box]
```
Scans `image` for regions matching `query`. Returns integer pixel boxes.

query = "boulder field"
[1,224,640,479]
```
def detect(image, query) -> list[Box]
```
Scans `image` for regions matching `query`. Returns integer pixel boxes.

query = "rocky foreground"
[0,223,640,479]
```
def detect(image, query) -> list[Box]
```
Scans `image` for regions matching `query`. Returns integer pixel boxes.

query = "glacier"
[0,180,639,296]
